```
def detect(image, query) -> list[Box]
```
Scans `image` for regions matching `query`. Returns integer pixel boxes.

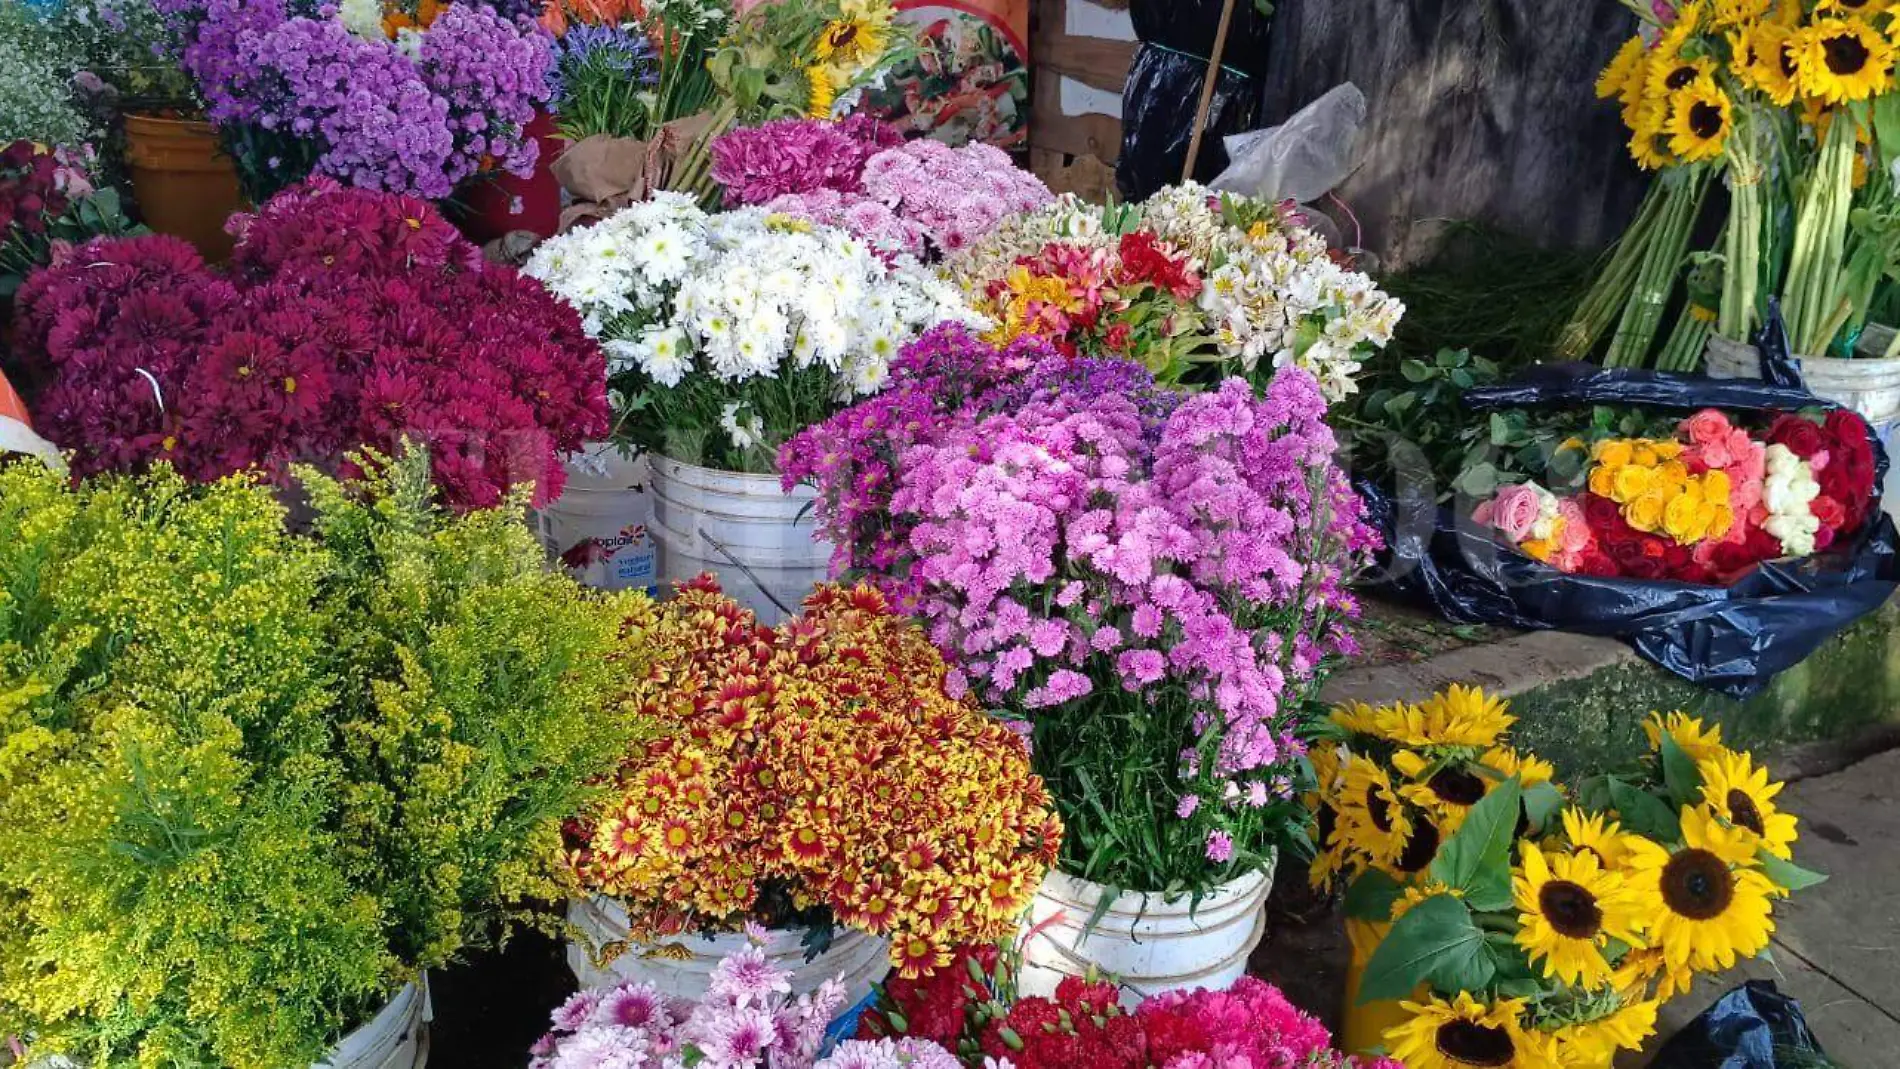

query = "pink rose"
[1491,484,1543,543]
[1556,498,1593,553]
[1683,409,1731,446]
[1472,499,1497,527]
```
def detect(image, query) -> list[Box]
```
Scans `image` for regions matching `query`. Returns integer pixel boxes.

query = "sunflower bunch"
[569,579,1063,978]
[1315,687,1825,1068]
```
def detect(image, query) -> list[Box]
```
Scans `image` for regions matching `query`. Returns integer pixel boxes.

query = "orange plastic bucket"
[0,368,29,428]
[123,114,246,262]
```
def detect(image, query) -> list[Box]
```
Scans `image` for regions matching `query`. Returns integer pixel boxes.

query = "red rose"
[1815,525,1837,552]
[1578,548,1622,577]
[1824,408,1870,447]
[1812,494,1848,531]
[1622,554,1666,580]
[1641,538,1667,560]
[1766,413,1828,458]
[1663,543,1693,570]
[1581,492,1623,532]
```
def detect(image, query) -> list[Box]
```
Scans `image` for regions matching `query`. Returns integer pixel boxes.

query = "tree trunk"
[1256,0,1649,270]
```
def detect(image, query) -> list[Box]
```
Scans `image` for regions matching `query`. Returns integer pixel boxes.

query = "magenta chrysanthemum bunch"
[712,119,1051,259]
[784,325,1375,889]
[155,0,551,198]
[13,179,607,510]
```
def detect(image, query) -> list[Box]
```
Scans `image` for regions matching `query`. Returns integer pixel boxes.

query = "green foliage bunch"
[0,449,651,1067]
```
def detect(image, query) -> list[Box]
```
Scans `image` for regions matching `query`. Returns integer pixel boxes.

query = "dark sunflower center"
[1429,767,1488,806]
[1537,880,1605,939]
[1661,848,1736,920]
[1843,0,1871,7]
[1779,43,1799,79]
[1726,789,1766,835]
[1317,803,1339,847]
[1366,786,1393,832]
[1665,64,1701,90]
[1396,817,1441,873]
[1436,1020,1517,1067]
[1689,102,1725,140]
[1825,33,1871,76]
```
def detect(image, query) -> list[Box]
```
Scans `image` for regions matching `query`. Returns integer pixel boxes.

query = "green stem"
[1559,182,1668,359]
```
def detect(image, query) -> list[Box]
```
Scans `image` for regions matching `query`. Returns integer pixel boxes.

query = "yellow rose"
[1588,464,1620,498]
[1656,460,1690,489]
[1520,538,1556,562]
[1701,469,1732,504]
[1706,503,1735,540]
[1594,440,1635,468]
[1663,493,1706,545]
[1626,491,1668,533]
[1612,464,1655,502]
[1633,444,1659,467]
[1652,440,1685,461]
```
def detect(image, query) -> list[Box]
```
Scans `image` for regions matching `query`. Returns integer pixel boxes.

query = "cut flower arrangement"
[783,326,1377,894]
[1316,685,1824,1068]
[0,139,141,301]
[857,947,1400,1069]
[942,182,1402,403]
[1468,406,1878,582]
[12,178,608,511]
[564,578,1061,978]
[0,449,653,1067]
[523,192,977,472]
[152,0,552,200]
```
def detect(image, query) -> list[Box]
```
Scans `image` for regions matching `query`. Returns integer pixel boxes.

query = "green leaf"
[1383,393,1417,418]
[1343,869,1405,921]
[1756,851,1828,892]
[1608,778,1682,844]
[1489,413,1512,445]
[1875,93,1900,173]
[1435,348,1470,369]
[1449,368,1475,390]
[1522,781,1565,835]
[1659,732,1704,809]
[1430,778,1523,912]
[1400,358,1434,383]
[1358,895,1491,1003]
[1457,463,1500,498]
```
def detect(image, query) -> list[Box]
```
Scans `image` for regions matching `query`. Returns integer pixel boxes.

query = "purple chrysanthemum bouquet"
[154,0,552,201]
[782,326,1378,894]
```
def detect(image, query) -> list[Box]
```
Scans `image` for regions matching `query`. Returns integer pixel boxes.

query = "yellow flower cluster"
[575,581,1062,977]
[1587,437,1736,545]
[1600,0,1900,169]
[1318,687,1813,1069]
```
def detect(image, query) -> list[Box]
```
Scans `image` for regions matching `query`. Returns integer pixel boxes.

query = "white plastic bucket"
[564,896,891,1009]
[20,982,430,1069]
[1017,862,1275,1008]
[537,444,658,594]
[1706,333,1900,519]
[317,980,430,1069]
[647,454,832,624]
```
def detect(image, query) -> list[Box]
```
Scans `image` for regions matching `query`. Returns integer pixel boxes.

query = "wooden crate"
[1027,0,1137,200]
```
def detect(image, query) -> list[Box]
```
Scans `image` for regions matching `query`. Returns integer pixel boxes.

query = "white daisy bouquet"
[942,182,1401,403]
[524,191,980,472]
[1312,686,1824,1068]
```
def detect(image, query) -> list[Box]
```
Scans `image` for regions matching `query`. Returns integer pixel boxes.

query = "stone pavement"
[1633,747,1900,1066]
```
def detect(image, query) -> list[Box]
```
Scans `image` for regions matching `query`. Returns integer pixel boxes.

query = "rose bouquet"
[565,579,1061,978]
[785,326,1377,894]
[859,954,1399,1069]
[11,178,608,510]
[0,139,140,301]
[1318,686,1823,1068]
[711,116,1052,260]
[152,0,552,201]
[523,193,977,472]
[941,183,1401,402]
[1467,406,1878,582]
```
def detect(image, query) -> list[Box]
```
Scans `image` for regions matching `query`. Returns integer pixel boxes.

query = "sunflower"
[1331,699,1392,737]
[1336,756,1413,867]
[1479,745,1556,788]
[1379,685,1515,750]
[1697,750,1799,859]
[1308,799,1359,891]
[1513,844,1651,989]
[1560,808,1646,871]
[1611,946,1697,1001]
[1795,17,1894,104]
[1598,36,1649,105]
[1733,19,1803,105]
[1626,807,1778,974]
[1392,880,1462,922]
[1666,82,1734,162]
[804,65,837,119]
[1629,122,1676,170]
[1395,750,1491,833]
[1643,711,1727,763]
[1387,992,1559,1069]
[1713,0,1772,25]
[815,0,892,76]
[1548,997,1661,1066]
[1818,0,1888,13]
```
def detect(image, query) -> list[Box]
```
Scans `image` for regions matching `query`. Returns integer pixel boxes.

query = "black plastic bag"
[1650,981,1829,1069]
[1116,0,1274,201]
[1755,298,1805,390]
[1358,363,1900,698]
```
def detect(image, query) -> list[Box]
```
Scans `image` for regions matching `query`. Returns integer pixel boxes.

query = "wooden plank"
[1030,146,1118,202]
[1029,72,1124,163]
[1035,34,1137,94]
